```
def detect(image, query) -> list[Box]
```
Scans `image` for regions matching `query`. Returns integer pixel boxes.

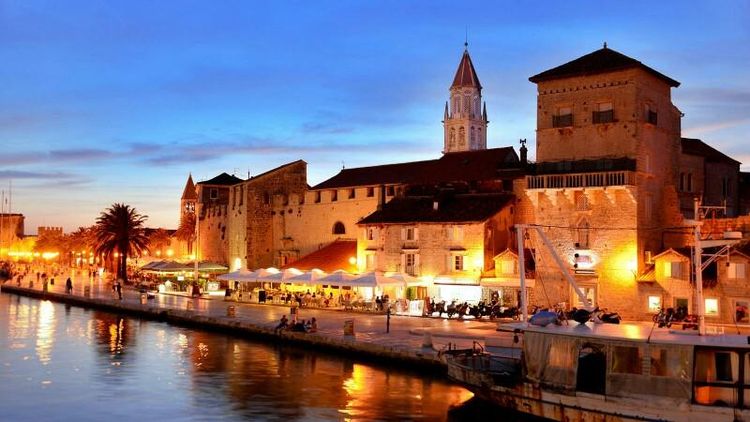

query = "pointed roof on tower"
[451,46,482,89]
[181,174,197,200]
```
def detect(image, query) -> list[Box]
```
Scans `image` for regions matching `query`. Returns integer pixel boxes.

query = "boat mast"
[516,224,528,322]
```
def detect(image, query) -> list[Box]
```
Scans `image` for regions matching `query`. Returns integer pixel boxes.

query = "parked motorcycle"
[456,302,470,319]
[446,300,458,318]
[468,301,486,319]
[592,308,621,324]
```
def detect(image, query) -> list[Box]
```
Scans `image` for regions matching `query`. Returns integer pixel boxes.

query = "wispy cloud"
[0,170,78,180]
[300,122,354,135]
[683,118,750,137]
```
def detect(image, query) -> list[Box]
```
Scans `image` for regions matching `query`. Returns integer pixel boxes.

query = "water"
[0,293,508,421]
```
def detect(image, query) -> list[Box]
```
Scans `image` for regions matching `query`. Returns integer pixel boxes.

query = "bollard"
[186,300,194,311]
[227,305,236,317]
[343,319,355,336]
[140,293,147,304]
[84,286,91,297]
[422,331,433,349]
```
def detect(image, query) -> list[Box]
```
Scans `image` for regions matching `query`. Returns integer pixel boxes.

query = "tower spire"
[443,45,488,154]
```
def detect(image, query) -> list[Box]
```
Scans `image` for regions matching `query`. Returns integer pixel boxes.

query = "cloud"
[0,170,78,180]
[683,118,750,137]
[49,148,113,161]
[300,122,354,135]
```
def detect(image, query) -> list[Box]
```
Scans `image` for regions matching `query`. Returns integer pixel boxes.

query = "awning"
[433,275,480,286]
[480,277,536,288]
[346,272,402,288]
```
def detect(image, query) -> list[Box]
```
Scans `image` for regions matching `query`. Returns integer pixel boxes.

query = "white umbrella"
[317,270,356,286]
[347,271,402,287]
[257,268,303,284]
[217,270,255,282]
[287,268,327,284]
[384,272,420,286]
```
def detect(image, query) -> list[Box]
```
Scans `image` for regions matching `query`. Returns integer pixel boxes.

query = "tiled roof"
[181,174,197,200]
[197,172,244,186]
[530,157,636,175]
[246,160,306,182]
[282,240,357,273]
[681,138,741,165]
[451,49,482,89]
[312,147,520,190]
[529,47,680,87]
[358,193,514,224]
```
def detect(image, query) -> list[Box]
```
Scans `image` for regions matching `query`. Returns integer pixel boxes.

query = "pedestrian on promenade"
[65,277,73,294]
[309,317,318,333]
[115,280,122,300]
[274,315,289,333]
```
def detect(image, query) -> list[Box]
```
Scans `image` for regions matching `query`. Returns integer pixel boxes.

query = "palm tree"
[94,203,149,282]
[147,228,172,256]
[175,212,196,255]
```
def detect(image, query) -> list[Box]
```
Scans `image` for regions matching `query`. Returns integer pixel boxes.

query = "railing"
[552,114,573,128]
[526,171,634,189]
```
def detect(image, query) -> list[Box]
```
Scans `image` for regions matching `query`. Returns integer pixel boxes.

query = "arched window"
[333,221,346,235]
[449,128,456,149]
[458,127,465,146]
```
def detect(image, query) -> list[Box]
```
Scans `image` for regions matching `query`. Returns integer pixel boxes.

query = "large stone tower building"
[443,44,488,153]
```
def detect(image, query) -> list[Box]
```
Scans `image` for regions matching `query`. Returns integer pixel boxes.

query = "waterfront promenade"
[0,274,513,371]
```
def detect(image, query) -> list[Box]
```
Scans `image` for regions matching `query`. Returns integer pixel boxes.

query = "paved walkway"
[2,272,515,366]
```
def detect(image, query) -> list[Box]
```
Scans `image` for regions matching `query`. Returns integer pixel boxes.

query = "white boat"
[445,220,749,421]
[447,321,750,421]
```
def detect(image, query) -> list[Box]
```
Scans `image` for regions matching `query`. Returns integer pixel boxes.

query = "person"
[115,279,122,300]
[274,315,289,333]
[291,320,307,332]
[308,317,318,333]
[65,277,73,294]
[376,296,382,311]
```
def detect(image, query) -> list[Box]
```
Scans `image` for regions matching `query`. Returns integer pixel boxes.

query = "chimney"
[519,138,528,165]
[433,200,439,211]
[377,184,386,211]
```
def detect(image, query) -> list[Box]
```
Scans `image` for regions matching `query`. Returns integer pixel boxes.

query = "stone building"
[0,213,25,253]
[356,192,515,302]
[443,44,488,153]
[195,172,243,264]
[678,137,741,217]
[522,45,687,318]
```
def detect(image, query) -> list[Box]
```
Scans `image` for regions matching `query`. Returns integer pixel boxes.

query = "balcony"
[526,170,634,190]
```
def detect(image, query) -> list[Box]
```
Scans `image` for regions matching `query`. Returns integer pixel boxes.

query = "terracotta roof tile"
[181,174,197,200]
[282,240,357,273]
[197,172,244,186]
[312,147,520,190]
[529,47,680,87]
[358,193,514,224]
[451,49,482,89]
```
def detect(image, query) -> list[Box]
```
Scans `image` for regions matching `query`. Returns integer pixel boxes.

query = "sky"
[1,1,749,234]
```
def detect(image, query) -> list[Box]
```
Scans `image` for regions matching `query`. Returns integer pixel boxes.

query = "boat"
[445,220,749,421]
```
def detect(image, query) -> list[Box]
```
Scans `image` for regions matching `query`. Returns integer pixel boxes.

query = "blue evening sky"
[1,1,749,233]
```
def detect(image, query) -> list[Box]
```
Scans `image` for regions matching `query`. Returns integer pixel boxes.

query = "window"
[501,260,516,275]
[404,253,417,276]
[574,191,588,211]
[348,188,355,199]
[648,296,662,312]
[365,254,376,271]
[403,227,417,241]
[735,300,750,323]
[447,226,464,241]
[553,106,573,127]
[679,172,686,192]
[574,286,596,308]
[458,127,465,146]
[332,222,346,235]
[386,186,395,196]
[611,346,642,374]
[592,101,614,124]
[366,187,375,197]
[449,128,456,149]
[694,349,741,407]
[644,194,653,221]
[675,298,689,315]
[239,186,243,206]
[650,347,689,378]
[645,104,658,125]
[705,298,719,316]
[453,255,464,271]
[664,261,682,279]
[722,177,730,198]
[314,191,321,203]
[263,192,270,205]
[210,188,218,199]
[330,190,338,202]
[687,173,693,192]
[232,187,237,208]
[366,227,377,241]
[576,220,590,249]
[729,263,747,279]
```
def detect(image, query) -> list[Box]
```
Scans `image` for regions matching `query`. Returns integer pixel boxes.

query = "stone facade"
[0,214,25,251]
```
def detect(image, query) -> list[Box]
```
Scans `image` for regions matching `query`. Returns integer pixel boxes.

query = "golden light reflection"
[35,300,55,365]
[108,318,125,354]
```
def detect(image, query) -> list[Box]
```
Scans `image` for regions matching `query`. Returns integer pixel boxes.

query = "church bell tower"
[443,44,488,153]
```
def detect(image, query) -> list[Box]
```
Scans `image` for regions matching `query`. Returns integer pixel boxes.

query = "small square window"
[386,186,395,196]
[348,188,355,199]
[331,190,338,202]
[366,187,375,197]
[314,192,321,203]
[210,188,218,199]
[648,296,661,312]
[592,102,614,124]
[705,298,719,316]
[453,255,464,271]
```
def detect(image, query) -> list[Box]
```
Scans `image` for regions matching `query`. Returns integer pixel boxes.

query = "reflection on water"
[0,295,493,421]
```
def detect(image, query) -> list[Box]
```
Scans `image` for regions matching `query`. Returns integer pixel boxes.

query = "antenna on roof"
[342,161,346,169]
[603,41,608,49]
[464,26,468,49]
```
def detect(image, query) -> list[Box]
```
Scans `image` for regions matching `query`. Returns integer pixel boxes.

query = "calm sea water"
[0,293,514,421]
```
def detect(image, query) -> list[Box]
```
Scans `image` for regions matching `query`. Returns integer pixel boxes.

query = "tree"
[147,228,172,256]
[175,212,196,255]
[93,203,149,282]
